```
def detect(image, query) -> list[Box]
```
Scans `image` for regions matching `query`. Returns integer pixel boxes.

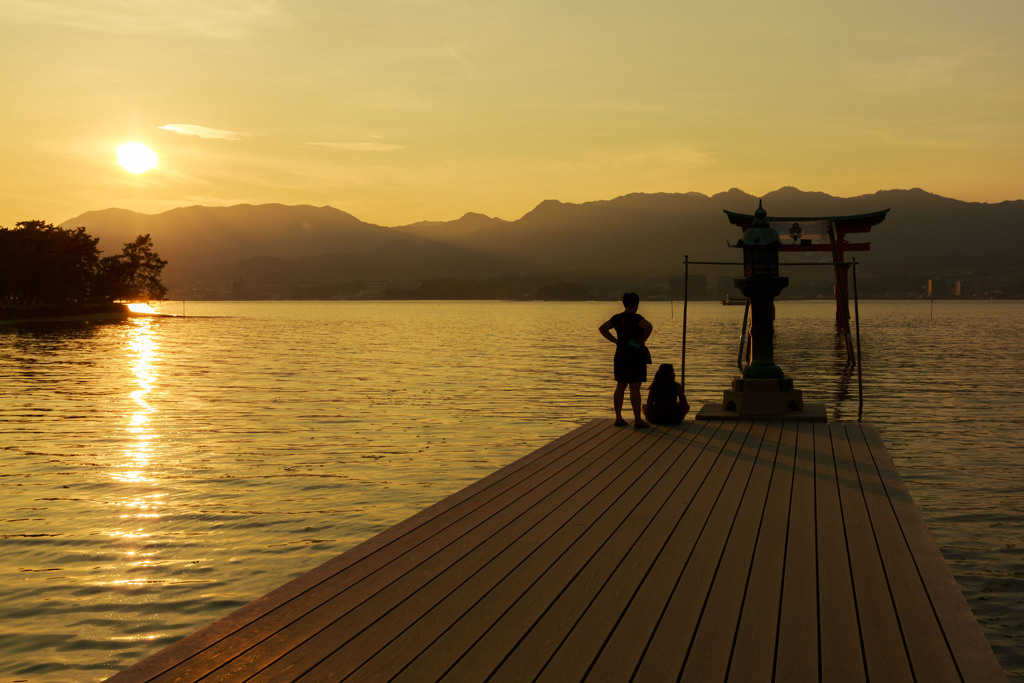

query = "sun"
[116,142,158,174]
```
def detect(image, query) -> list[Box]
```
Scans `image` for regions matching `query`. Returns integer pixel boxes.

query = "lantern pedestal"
[723,377,804,416]
[695,396,827,421]
[697,376,826,421]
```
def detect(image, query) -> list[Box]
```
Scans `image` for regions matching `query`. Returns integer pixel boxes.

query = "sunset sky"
[3,0,1022,228]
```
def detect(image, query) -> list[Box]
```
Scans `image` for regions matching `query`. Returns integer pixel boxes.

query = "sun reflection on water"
[126,302,158,315]
[119,318,159,482]
[109,318,167,589]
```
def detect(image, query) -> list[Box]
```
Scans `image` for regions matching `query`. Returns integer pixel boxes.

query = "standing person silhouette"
[599,292,653,428]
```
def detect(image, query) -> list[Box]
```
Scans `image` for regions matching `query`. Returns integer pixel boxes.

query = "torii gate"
[724,204,890,320]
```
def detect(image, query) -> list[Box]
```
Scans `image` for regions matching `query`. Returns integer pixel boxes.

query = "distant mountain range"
[61,187,1023,298]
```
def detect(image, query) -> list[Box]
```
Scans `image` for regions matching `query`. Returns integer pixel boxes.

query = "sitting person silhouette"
[642,363,689,425]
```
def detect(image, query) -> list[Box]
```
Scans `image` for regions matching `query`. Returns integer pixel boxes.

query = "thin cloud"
[306,142,405,152]
[443,41,474,79]
[4,0,288,38]
[160,124,249,140]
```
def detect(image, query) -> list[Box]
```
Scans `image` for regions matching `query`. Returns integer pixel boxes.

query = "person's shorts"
[613,353,647,384]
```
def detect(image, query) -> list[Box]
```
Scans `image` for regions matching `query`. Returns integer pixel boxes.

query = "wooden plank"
[854,424,1006,683]
[813,420,865,681]
[581,422,763,681]
[460,421,742,682]
[677,420,783,681]
[209,421,642,680]
[112,418,613,682]
[830,422,913,682]
[375,422,715,682]
[630,419,770,679]
[107,418,1006,683]
[775,421,819,681]
[727,421,798,683]
[628,421,769,681]
[377,424,704,680]
[845,423,963,681]
[536,421,761,681]
[312,422,705,680]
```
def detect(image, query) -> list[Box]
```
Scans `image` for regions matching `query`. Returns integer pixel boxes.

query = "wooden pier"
[109,419,1006,682]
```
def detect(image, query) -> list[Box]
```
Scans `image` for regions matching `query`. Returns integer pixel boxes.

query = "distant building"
[930,279,947,298]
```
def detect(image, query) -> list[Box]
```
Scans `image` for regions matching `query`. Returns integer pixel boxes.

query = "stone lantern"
[721,200,806,417]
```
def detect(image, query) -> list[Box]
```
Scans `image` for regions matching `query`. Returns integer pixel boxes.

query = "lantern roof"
[735,200,782,248]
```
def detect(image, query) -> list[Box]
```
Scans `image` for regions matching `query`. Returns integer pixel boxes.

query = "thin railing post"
[852,258,864,420]
[681,255,689,394]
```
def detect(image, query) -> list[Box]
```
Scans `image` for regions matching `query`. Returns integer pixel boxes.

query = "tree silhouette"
[97,234,168,302]
[0,222,167,309]
[0,221,100,305]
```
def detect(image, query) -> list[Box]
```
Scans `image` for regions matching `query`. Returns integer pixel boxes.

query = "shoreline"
[0,303,171,326]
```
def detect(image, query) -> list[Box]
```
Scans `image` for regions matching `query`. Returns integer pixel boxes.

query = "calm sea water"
[1,300,1021,681]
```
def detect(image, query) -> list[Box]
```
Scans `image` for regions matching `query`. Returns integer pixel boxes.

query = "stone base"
[700,377,823,421]
[723,377,802,416]
[695,402,828,422]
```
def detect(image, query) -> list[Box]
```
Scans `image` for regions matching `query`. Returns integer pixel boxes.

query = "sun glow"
[116,142,158,174]
[126,302,157,314]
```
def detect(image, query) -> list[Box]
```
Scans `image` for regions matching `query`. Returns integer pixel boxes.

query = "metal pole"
[852,258,863,421]
[681,255,689,394]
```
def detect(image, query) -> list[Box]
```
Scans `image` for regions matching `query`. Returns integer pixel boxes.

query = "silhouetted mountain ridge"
[67,203,394,265]
[60,188,1022,297]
